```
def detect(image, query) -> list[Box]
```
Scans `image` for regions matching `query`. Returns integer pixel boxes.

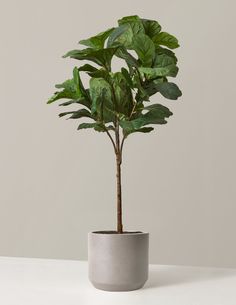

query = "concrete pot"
[88,231,149,291]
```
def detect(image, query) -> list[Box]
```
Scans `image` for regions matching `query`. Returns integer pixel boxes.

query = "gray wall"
[0,0,236,268]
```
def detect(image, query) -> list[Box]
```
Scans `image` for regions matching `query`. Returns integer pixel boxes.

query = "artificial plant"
[47,15,182,233]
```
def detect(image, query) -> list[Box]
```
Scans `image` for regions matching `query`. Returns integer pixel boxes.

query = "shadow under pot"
[88,231,149,291]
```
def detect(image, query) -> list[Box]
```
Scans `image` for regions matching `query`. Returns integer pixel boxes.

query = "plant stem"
[115,121,123,233]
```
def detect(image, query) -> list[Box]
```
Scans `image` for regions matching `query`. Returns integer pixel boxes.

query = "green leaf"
[59,109,92,120]
[120,103,172,133]
[59,100,78,106]
[47,67,86,104]
[58,111,75,117]
[140,78,165,97]
[156,46,177,64]
[72,67,85,94]
[124,126,154,137]
[139,53,179,79]
[139,52,179,79]
[115,15,145,49]
[139,66,178,79]
[70,109,92,119]
[145,106,172,121]
[55,79,74,90]
[133,33,155,67]
[47,90,74,104]
[144,103,173,115]
[136,127,154,132]
[133,74,150,102]
[121,67,133,88]
[77,122,113,132]
[78,64,98,73]
[118,15,141,24]
[111,72,133,116]
[63,47,118,70]
[153,32,179,49]
[132,127,154,133]
[107,24,129,47]
[154,82,182,100]
[77,123,98,130]
[142,19,161,38]
[153,52,177,68]
[94,124,107,132]
[78,64,108,78]
[60,98,91,109]
[115,46,138,69]
[89,77,114,123]
[88,68,110,79]
[79,28,114,49]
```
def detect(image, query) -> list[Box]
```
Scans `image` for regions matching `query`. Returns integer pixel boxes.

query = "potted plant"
[47,15,181,291]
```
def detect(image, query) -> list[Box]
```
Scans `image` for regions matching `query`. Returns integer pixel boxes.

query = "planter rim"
[89,231,149,236]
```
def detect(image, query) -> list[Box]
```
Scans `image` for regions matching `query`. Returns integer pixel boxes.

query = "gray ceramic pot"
[88,231,149,291]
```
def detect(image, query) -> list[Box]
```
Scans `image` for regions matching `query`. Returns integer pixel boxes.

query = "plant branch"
[104,127,117,153]
[120,135,125,161]
[129,100,136,120]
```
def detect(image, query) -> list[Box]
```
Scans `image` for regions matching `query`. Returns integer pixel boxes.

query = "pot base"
[91,280,145,292]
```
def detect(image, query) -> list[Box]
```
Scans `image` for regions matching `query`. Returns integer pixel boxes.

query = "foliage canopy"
[47,15,182,139]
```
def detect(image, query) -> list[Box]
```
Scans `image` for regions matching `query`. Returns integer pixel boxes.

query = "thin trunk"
[115,123,123,233]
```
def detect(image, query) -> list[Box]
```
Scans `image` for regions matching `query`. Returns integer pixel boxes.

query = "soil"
[92,231,143,234]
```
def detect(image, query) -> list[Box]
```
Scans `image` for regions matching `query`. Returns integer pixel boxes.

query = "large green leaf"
[47,88,74,104]
[153,32,179,49]
[143,104,172,121]
[154,82,182,100]
[133,74,150,102]
[133,33,155,67]
[72,66,88,97]
[111,72,133,116]
[78,64,109,79]
[120,103,172,133]
[123,126,154,136]
[115,15,145,49]
[141,77,166,97]
[47,67,87,104]
[79,28,114,49]
[87,68,110,79]
[63,47,118,70]
[144,103,173,114]
[118,15,141,24]
[71,109,92,119]
[115,46,138,69]
[89,77,114,122]
[58,98,89,107]
[153,53,177,68]
[107,24,129,47]
[156,46,177,64]
[77,122,114,132]
[77,123,98,130]
[78,64,98,73]
[139,66,178,79]
[58,108,92,119]
[139,53,178,79]
[121,67,133,88]
[142,19,161,38]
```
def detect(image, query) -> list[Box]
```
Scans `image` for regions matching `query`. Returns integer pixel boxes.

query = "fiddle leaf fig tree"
[47,15,182,234]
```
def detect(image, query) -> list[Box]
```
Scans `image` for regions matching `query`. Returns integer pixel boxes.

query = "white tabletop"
[0,256,235,305]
